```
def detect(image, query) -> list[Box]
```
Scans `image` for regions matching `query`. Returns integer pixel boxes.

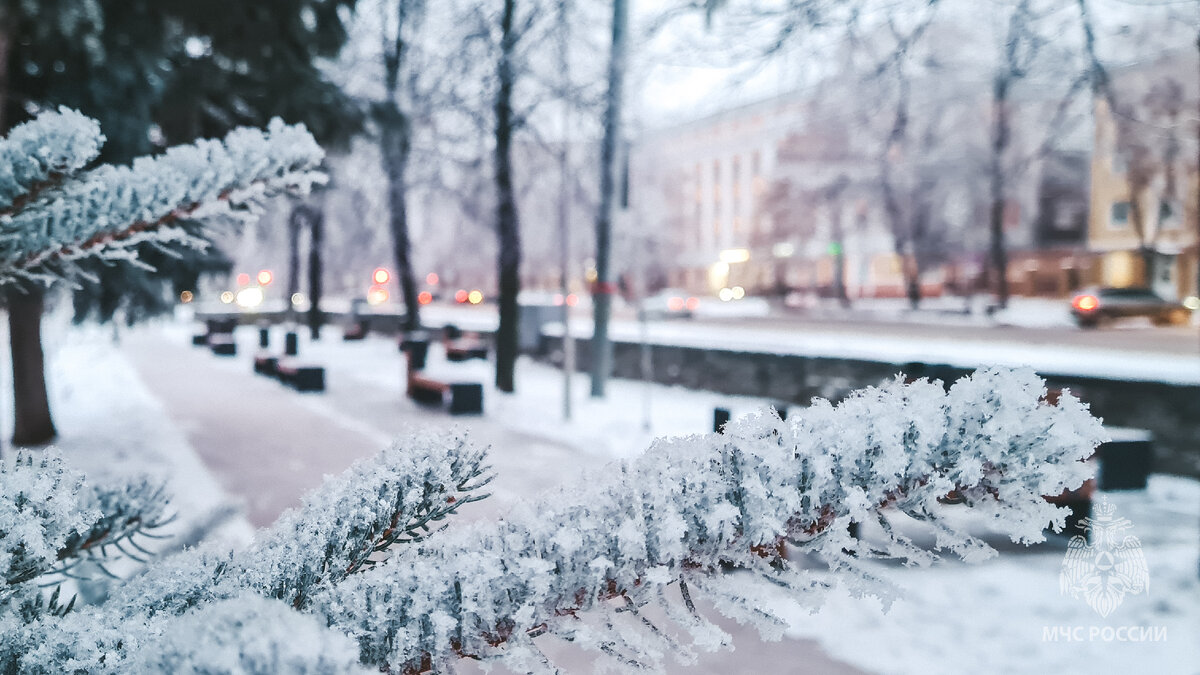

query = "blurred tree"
[0,0,361,445]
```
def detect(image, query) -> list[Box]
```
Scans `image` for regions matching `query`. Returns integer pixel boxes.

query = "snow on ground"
[27,312,1199,674]
[286,324,1199,675]
[773,477,1200,674]
[9,312,254,549]
[172,318,1199,674]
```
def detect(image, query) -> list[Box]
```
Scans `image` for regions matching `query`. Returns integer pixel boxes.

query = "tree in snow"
[0,0,362,446]
[0,111,1107,673]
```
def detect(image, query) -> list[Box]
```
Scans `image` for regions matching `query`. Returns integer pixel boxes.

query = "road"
[700,314,1199,355]
[419,303,1200,356]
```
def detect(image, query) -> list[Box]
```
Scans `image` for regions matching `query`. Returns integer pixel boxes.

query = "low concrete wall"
[540,334,1200,479]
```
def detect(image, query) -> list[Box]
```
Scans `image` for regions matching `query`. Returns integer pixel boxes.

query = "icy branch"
[0,115,324,286]
[0,107,103,215]
[315,368,1104,673]
[4,370,1105,674]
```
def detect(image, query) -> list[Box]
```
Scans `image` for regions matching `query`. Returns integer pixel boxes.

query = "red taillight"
[685,297,699,311]
[553,293,564,306]
[454,289,468,303]
[565,293,579,307]
[667,297,685,311]
[1073,294,1099,312]
[417,291,432,305]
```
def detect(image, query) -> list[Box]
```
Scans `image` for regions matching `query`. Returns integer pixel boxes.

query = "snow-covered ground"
[1,314,253,550]
[21,314,1200,674]
[296,327,1200,675]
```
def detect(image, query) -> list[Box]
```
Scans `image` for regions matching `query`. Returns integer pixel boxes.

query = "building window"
[1160,200,1180,229]
[1110,201,1129,228]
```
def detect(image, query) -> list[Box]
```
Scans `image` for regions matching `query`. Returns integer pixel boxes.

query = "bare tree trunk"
[590,0,627,398]
[493,0,521,393]
[557,0,574,420]
[988,71,1012,308]
[0,17,54,449]
[381,1,420,332]
[381,118,420,331]
[307,205,324,340]
[879,79,921,310]
[286,205,304,322]
[8,287,55,446]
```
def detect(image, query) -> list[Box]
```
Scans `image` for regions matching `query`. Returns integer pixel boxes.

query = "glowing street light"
[373,267,391,285]
[367,285,389,305]
[257,269,273,285]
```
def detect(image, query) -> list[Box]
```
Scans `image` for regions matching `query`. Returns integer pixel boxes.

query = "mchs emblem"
[1059,498,1149,618]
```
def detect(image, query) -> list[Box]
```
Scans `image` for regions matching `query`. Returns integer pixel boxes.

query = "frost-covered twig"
[4,370,1104,674]
[0,114,324,286]
[0,107,103,215]
[315,368,1104,673]
[3,434,491,673]
[1,452,172,603]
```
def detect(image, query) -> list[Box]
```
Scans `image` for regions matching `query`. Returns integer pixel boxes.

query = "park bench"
[1095,427,1153,491]
[407,373,483,414]
[253,354,279,377]
[208,332,237,356]
[275,359,326,392]
[195,317,237,348]
[402,335,483,414]
[440,324,489,362]
[343,318,368,341]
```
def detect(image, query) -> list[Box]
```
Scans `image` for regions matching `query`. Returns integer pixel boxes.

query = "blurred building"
[630,84,1091,300]
[1087,49,1199,300]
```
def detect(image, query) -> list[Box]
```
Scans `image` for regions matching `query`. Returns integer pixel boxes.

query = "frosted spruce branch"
[0,107,103,215]
[3,434,493,673]
[3,370,1104,674]
[315,368,1105,673]
[0,113,324,286]
[0,452,172,606]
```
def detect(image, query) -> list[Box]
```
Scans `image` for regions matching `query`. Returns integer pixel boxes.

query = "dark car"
[1070,287,1191,328]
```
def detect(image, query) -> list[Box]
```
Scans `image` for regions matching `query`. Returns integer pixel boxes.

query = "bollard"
[713,407,731,433]
[285,331,299,356]
[259,327,270,349]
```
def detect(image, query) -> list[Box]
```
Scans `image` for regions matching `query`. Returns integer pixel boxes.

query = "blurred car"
[1069,287,1191,328]
[640,288,699,319]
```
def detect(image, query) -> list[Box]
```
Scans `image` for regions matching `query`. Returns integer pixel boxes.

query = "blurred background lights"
[256,269,273,285]
[417,291,433,305]
[367,285,389,305]
[219,291,234,304]
[179,290,194,303]
[467,290,483,305]
[235,286,264,309]
[373,267,390,285]
[236,273,250,286]
[291,292,307,307]
[426,272,439,285]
